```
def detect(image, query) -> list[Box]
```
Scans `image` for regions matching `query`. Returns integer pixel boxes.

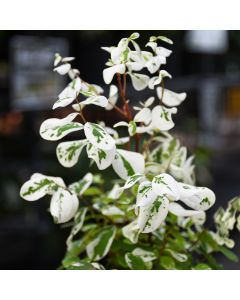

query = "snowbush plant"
[20,33,240,270]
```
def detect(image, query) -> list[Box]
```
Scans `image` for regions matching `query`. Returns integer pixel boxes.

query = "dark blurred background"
[0,30,239,269]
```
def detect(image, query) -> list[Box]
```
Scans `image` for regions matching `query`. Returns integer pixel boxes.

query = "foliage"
[20,32,240,270]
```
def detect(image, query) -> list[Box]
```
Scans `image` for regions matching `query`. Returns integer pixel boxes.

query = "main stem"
[116,73,140,152]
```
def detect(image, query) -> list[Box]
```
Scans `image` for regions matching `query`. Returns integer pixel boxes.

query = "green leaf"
[160,256,176,270]
[193,264,212,270]
[86,225,116,261]
[83,187,102,196]
[166,249,188,262]
[219,246,239,262]
[125,253,147,270]
[157,36,173,45]
[64,238,86,259]
[128,121,137,136]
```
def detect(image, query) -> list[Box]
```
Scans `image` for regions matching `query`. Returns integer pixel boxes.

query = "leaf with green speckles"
[40,113,83,141]
[84,122,115,150]
[56,139,87,168]
[20,173,66,201]
[86,143,115,170]
[69,173,93,196]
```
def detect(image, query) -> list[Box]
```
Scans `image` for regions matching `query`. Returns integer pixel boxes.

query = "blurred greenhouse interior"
[0,30,240,269]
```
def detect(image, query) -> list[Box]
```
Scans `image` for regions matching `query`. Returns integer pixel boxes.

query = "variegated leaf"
[112,149,145,180]
[53,77,81,109]
[56,139,87,168]
[152,173,180,200]
[122,220,140,244]
[137,195,169,233]
[40,113,83,141]
[68,173,93,196]
[86,143,116,170]
[50,188,79,224]
[125,253,147,270]
[66,207,88,248]
[168,202,202,217]
[86,226,116,261]
[20,173,65,201]
[151,105,177,131]
[178,183,216,211]
[84,122,116,150]
[132,248,157,262]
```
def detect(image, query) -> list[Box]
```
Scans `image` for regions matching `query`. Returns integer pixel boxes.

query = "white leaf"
[146,41,158,52]
[113,121,129,128]
[129,73,150,91]
[112,149,145,180]
[106,84,118,110]
[108,184,123,199]
[169,202,202,217]
[40,113,83,141]
[103,64,126,84]
[156,47,172,57]
[84,122,116,150]
[50,188,79,223]
[126,61,144,72]
[148,76,161,90]
[86,226,116,261]
[53,78,82,109]
[145,56,166,74]
[62,57,75,63]
[86,143,116,170]
[144,96,155,107]
[151,105,177,131]
[101,46,114,54]
[157,87,187,107]
[54,53,62,66]
[137,196,169,233]
[115,136,130,145]
[134,107,152,125]
[136,125,153,134]
[68,173,93,196]
[53,63,71,75]
[91,84,104,94]
[152,173,180,201]
[56,139,87,168]
[132,248,157,262]
[20,173,65,201]
[179,183,216,211]
[101,205,125,216]
[80,95,108,108]
[122,220,140,244]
